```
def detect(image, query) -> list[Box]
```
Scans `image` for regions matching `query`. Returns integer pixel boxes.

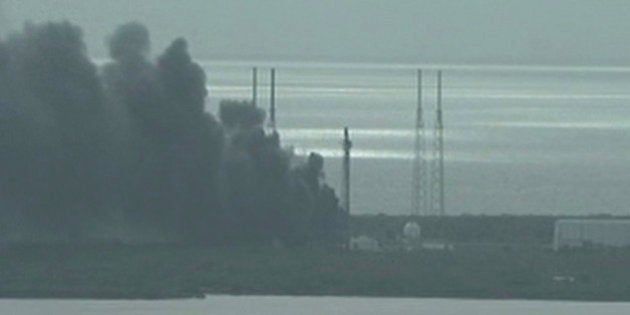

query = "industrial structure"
[342,127,352,213]
[252,67,258,107]
[405,70,445,250]
[430,70,445,216]
[349,235,381,252]
[403,221,422,250]
[248,66,442,219]
[553,219,630,250]
[269,68,276,131]
[411,70,427,217]
[411,70,445,217]
[251,67,277,132]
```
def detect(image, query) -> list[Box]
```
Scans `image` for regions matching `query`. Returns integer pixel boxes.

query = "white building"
[421,240,454,251]
[553,219,630,250]
[350,235,380,252]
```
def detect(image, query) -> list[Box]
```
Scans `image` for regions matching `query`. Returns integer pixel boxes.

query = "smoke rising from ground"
[0,21,346,245]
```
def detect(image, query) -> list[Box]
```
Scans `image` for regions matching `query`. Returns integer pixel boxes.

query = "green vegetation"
[2,242,630,301]
[351,214,630,246]
[351,214,556,245]
[2,215,630,301]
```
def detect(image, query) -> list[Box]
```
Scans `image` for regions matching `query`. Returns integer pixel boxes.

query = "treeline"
[0,21,347,245]
[352,214,630,246]
[352,215,556,245]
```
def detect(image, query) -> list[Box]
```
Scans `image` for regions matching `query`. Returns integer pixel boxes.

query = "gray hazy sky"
[2,0,630,66]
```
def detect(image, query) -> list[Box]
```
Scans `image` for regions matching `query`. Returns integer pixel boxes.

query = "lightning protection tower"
[269,68,276,131]
[252,67,258,107]
[412,69,428,216]
[342,127,352,214]
[430,70,445,216]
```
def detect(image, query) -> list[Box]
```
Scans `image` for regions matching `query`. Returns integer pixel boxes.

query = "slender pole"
[437,70,445,215]
[342,127,352,214]
[430,70,446,216]
[412,69,426,217]
[252,67,258,107]
[269,68,276,130]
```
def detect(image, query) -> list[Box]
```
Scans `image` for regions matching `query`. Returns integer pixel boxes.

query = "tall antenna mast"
[252,67,258,107]
[412,69,428,216]
[430,70,445,215]
[269,68,276,130]
[342,127,352,214]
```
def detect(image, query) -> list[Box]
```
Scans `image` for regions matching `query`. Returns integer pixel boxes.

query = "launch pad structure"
[248,66,445,217]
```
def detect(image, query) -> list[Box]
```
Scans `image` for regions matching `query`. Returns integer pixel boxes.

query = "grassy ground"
[2,243,630,301]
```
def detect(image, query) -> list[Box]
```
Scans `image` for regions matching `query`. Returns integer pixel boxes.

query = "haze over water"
[205,62,630,216]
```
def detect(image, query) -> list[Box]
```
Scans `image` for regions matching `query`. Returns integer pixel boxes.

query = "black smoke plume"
[0,21,346,246]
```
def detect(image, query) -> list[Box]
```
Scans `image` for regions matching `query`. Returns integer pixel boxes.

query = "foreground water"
[2,296,630,315]
[204,61,630,215]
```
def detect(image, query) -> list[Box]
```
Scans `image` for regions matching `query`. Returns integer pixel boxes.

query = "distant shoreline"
[90,57,630,73]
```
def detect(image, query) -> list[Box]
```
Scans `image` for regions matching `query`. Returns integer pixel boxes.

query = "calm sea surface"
[2,296,630,315]
[203,61,630,215]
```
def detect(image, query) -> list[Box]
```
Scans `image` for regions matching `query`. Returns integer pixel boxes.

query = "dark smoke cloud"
[0,20,345,246]
[158,38,207,115]
[216,101,345,245]
[219,100,265,130]
[100,23,224,242]
[107,22,150,63]
[0,21,106,240]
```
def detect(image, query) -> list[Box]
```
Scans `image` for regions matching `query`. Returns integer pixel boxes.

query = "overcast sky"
[2,0,630,66]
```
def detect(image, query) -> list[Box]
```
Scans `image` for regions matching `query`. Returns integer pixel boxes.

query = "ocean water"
[2,296,630,315]
[203,62,630,215]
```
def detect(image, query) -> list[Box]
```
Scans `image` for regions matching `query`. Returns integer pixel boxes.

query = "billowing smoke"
[100,23,223,242]
[216,100,346,245]
[0,21,346,246]
[0,21,105,240]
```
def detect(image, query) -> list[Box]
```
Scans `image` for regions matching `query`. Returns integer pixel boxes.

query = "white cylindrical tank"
[403,221,421,240]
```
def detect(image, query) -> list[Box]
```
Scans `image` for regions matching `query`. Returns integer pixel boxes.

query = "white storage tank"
[402,221,422,251]
[403,221,421,240]
[553,219,630,250]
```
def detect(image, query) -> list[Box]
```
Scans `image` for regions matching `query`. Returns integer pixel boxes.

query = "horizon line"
[91,57,630,73]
